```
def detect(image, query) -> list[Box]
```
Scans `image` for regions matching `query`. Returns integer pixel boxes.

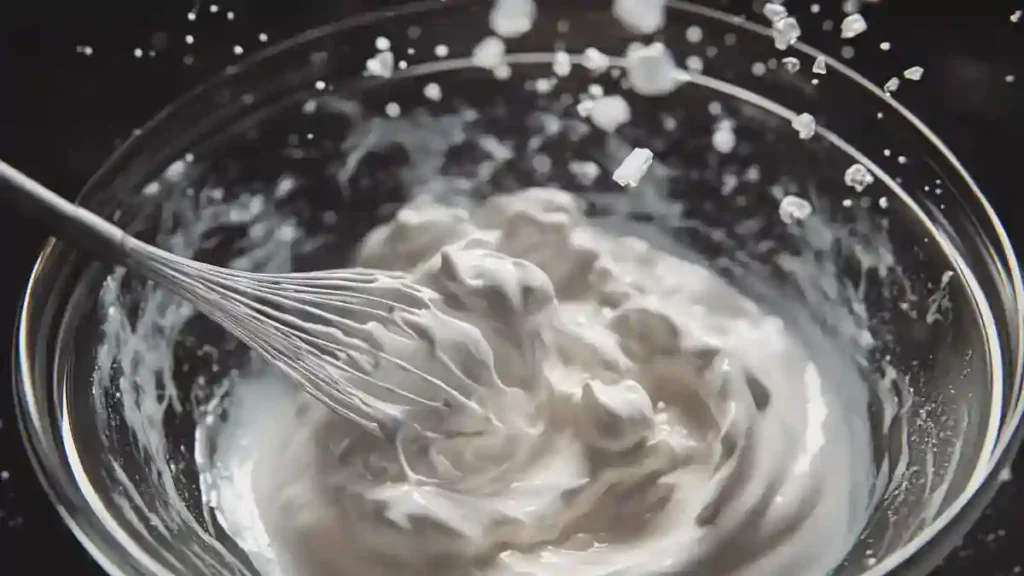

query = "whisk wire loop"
[129,242,486,437]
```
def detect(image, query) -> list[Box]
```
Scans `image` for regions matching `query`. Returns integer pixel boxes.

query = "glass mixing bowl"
[13,1,1023,575]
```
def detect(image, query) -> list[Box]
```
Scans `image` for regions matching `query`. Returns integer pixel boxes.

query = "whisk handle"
[0,159,129,262]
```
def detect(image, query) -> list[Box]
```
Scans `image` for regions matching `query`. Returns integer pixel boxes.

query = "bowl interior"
[18,2,1018,575]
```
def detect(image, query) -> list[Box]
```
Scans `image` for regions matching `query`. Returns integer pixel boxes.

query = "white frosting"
[207,188,870,575]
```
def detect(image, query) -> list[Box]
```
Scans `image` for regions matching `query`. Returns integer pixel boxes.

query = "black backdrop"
[0,1,1021,574]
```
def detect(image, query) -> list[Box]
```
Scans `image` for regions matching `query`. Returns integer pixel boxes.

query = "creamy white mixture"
[205,188,870,576]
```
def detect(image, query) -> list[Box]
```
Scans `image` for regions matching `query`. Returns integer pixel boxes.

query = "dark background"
[0,0,1021,574]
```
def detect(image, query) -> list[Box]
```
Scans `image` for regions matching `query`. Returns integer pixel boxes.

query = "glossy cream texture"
[208,187,873,576]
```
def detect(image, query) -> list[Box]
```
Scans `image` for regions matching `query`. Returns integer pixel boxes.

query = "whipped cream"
[205,187,871,576]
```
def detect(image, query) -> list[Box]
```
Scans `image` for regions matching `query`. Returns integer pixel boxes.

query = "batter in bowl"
[205,187,873,575]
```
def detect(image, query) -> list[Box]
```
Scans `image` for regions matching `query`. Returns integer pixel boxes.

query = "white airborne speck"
[772,17,802,50]
[532,77,557,94]
[685,55,704,73]
[494,63,513,80]
[423,82,443,101]
[763,2,788,22]
[883,77,900,94]
[625,42,689,96]
[613,148,655,187]
[840,14,868,39]
[903,66,924,80]
[590,95,632,132]
[1012,10,1022,23]
[472,36,507,70]
[779,195,813,223]
[791,113,816,139]
[569,160,602,185]
[582,47,611,73]
[844,163,875,191]
[434,44,450,58]
[685,25,704,44]
[712,120,737,154]
[375,36,391,51]
[812,56,827,74]
[782,56,801,72]
[365,51,395,77]
[75,45,94,56]
[879,41,891,51]
[998,466,1013,483]
[553,50,572,77]
[489,0,537,38]
[385,102,402,118]
[613,0,667,34]
[576,98,595,118]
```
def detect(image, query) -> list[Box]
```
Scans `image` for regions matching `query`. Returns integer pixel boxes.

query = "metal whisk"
[1,159,485,439]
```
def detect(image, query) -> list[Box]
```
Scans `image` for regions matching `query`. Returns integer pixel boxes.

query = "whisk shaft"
[1,159,466,440]
[0,160,130,261]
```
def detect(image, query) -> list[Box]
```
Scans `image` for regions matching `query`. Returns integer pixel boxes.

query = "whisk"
[1,159,486,439]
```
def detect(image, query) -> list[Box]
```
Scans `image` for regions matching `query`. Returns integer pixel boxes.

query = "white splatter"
[779,195,814,223]
[365,51,395,78]
[472,36,507,70]
[625,42,689,96]
[589,95,632,132]
[902,66,924,81]
[840,14,868,39]
[613,148,655,187]
[423,83,443,102]
[613,0,667,34]
[792,113,816,139]
[582,47,611,73]
[844,163,875,191]
[773,17,802,50]
[711,119,737,154]
[553,50,572,77]
[489,0,537,38]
